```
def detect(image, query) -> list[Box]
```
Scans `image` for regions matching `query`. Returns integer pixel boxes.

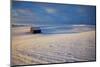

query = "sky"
[12,1,96,25]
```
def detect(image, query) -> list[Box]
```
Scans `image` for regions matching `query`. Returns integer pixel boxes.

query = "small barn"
[30,27,41,34]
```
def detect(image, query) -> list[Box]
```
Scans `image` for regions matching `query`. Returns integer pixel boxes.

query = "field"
[11,26,96,66]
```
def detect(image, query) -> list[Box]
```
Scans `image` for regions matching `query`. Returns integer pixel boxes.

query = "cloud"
[12,8,38,24]
[14,9,35,16]
[45,8,56,14]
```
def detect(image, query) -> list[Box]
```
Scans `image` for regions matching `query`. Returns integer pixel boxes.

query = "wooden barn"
[30,27,42,34]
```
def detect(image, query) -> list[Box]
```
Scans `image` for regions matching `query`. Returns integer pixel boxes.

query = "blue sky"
[12,1,96,25]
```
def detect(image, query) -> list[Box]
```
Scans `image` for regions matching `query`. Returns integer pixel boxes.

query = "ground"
[11,27,96,66]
